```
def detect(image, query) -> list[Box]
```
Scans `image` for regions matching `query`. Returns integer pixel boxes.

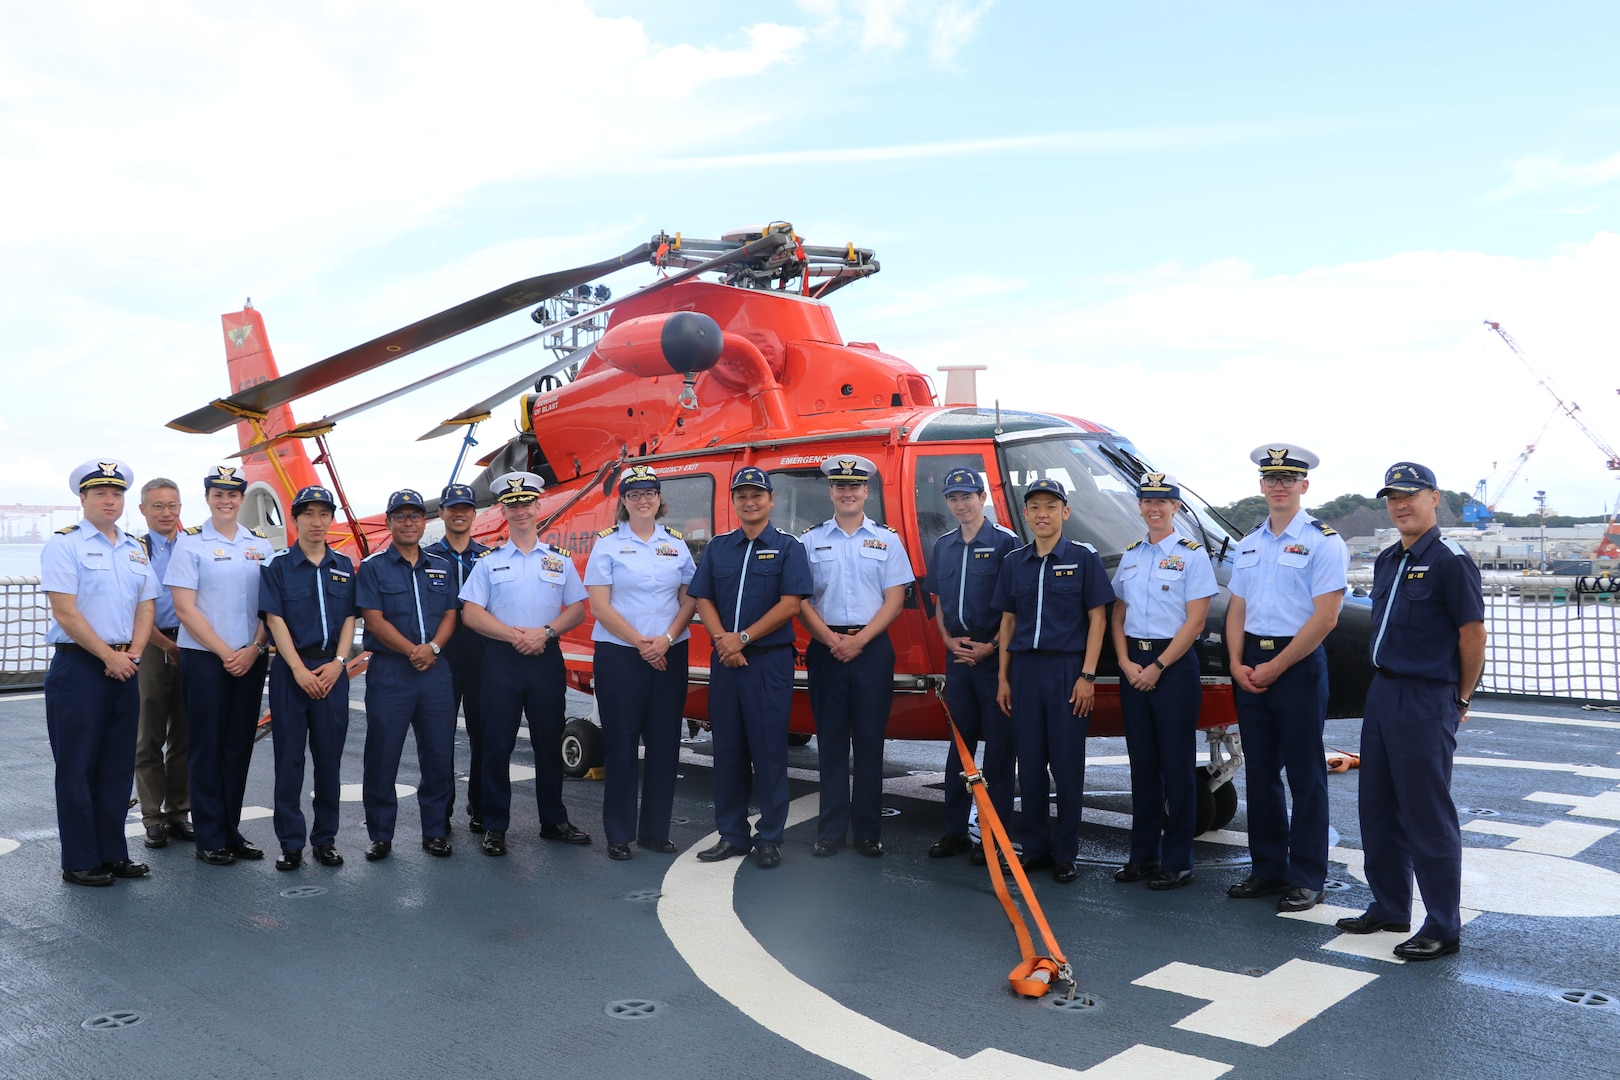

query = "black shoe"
[102,860,151,879]
[143,825,169,849]
[481,831,506,857]
[1052,862,1079,883]
[539,822,592,845]
[422,837,452,857]
[1147,869,1194,891]
[607,843,632,861]
[1020,853,1055,872]
[167,820,195,841]
[1336,913,1411,935]
[812,839,843,857]
[1278,887,1324,913]
[637,837,678,854]
[928,832,972,858]
[755,843,781,869]
[365,841,392,861]
[1226,876,1288,899]
[1394,934,1460,961]
[855,839,884,858]
[468,817,485,834]
[228,841,264,861]
[968,843,987,866]
[1114,860,1161,883]
[196,848,237,866]
[312,845,343,867]
[697,841,749,862]
[62,868,115,887]
[275,850,303,871]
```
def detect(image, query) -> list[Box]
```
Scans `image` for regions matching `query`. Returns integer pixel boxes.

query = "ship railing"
[1348,569,1619,704]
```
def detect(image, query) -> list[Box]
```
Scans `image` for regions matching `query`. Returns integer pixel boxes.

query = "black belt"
[742,643,790,657]
[1245,633,1295,651]
[296,650,338,663]
[825,624,867,635]
[56,642,130,653]
[1129,638,1173,651]
[157,626,180,640]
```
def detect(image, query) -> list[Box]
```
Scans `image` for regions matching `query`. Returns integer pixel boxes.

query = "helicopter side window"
[912,452,993,563]
[767,468,886,536]
[1002,439,1145,564]
[658,474,715,562]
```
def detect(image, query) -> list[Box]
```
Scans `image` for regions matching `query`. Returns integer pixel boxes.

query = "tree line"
[1211,490,1613,532]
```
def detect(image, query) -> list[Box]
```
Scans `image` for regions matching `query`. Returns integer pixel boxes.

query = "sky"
[4,0,1620,534]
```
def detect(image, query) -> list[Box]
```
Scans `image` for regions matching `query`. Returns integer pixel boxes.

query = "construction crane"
[1483,321,1620,558]
[1462,406,1557,527]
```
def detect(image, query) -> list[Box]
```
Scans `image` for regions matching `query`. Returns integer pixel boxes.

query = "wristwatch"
[739,631,752,646]
[336,653,349,665]
[428,641,441,656]
[1080,671,1097,683]
[1455,696,1471,711]
[1151,658,1166,672]
[544,625,558,641]
[255,641,269,656]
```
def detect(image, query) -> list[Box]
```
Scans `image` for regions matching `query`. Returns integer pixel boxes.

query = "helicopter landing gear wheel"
[561,718,603,779]
[786,732,813,747]
[1209,776,1239,831]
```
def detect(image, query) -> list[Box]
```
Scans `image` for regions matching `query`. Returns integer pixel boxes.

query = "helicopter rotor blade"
[167,242,656,435]
[417,342,594,441]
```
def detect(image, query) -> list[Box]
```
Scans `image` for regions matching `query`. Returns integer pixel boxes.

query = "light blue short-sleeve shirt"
[41,520,158,644]
[799,516,914,626]
[584,522,696,647]
[163,521,274,650]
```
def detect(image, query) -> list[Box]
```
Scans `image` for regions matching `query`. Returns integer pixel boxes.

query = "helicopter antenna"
[994,399,1003,436]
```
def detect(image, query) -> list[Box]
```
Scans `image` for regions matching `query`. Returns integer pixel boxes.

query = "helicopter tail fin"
[220,304,321,546]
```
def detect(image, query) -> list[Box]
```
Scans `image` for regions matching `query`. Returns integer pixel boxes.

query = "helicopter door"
[910,451,997,559]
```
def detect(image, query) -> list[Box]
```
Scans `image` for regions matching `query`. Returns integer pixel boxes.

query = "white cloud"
[796,0,994,65]
[1487,149,1620,201]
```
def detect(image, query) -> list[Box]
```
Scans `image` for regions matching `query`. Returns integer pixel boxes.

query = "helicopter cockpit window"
[1001,438,1145,565]
[912,452,996,564]
[658,474,715,562]
[768,468,886,536]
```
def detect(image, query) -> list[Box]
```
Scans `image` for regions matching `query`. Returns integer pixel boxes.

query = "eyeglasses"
[1260,475,1304,488]
[390,512,426,523]
[623,490,661,502]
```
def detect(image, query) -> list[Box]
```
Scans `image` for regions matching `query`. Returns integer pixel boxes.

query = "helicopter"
[170,221,1375,835]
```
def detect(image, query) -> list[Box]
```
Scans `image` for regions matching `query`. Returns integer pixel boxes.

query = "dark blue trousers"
[1233,642,1329,889]
[445,630,486,819]
[596,640,687,845]
[182,648,268,853]
[942,658,1015,837]
[268,658,349,850]
[1359,675,1463,940]
[1119,645,1201,871]
[1010,651,1089,862]
[362,651,454,842]
[708,645,794,848]
[45,647,138,871]
[807,634,895,843]
[479,642,568,834]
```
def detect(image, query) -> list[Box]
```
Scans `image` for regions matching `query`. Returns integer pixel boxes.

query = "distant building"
[1347,523,1617,575]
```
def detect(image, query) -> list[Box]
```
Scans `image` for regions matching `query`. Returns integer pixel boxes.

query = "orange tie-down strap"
[941,695,1076,1001]
[1325,747,1361,773]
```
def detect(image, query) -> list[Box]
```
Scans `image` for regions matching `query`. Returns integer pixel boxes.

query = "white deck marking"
[1455,756,1620,781]
[1469,709,1620,731]
[1463,818,1616,857]
[1134,958,1377,1047]
[336,783,417,802]
[0,839,19,856]
[1524,789,1620,821]
[658,793,1232,1079]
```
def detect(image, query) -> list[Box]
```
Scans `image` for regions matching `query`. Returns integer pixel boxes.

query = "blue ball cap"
[70,458,132,494]
[1024,478,1068,504]
[730,466,772,492]
[941,467,985,495]
[440,483,478,508]
[1136,471,1182,501]
[386,489,427,515]
[617,464,661,495]
[1377,461,1437,498]
[203,464,247,492]
[291,485,336,514]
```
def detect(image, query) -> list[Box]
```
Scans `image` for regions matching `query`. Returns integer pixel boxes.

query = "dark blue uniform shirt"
[1369,525,1484,682]
[689,523,813,647]
[258,546,356,654]
[925,522,1020,639]
[355,547,456,655]
[424,536,491,634]
[991,538,1114,653]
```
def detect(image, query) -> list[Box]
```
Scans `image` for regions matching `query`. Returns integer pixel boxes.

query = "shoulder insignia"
[1076,541,1098,554]
[993,523,1018,536]
[362,550,387,563]
[274,547,290,558]
[137,534,152,555]
[1440,537,1468,557]
[1125,539,1143,551]
[1309,519,1337,536]
[422,549,449,563]
[666,527,682,540]
[596,527,615,538]
[880,523,897,533]
[1177,537,1203,551]
[801,524,816,534]
[555,547,572,558]
[55,523,80,535]
[476,547,495,559]
[251,527,268,538]
[184,525,203,535]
